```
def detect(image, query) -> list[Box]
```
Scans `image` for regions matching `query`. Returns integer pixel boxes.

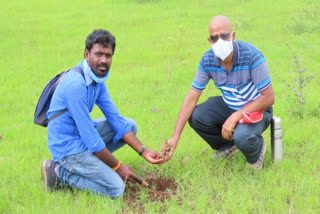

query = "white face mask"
[90,70,110,83]
[211,39,233,61]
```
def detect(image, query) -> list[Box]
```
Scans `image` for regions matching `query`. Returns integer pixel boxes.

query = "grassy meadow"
[1,0,320,213]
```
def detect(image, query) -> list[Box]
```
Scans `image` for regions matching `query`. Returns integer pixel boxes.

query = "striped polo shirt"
[192,40,272,110]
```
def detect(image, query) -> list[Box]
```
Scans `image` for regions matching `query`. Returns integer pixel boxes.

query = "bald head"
[208,15,232,35]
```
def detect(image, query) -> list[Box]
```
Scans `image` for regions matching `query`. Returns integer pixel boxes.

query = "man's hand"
[116,163,137,183]
[142,149,166,164]
[161,138,178,160]
[222,111,242,141]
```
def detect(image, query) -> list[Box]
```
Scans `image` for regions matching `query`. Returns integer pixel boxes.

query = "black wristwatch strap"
[139,146,146,156]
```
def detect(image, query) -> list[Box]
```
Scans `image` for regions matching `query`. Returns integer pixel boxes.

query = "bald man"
[162,15,274,169]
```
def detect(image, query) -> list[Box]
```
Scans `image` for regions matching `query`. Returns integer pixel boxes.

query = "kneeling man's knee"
[233,132,258,151]
[110,179,125,198]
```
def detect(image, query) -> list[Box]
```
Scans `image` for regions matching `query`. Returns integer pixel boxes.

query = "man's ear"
[84,49,89,60]
[232,32,236,41]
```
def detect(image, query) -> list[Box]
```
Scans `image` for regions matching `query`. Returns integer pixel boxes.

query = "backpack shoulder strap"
[72,66,84,78]
[46,108,68,124]
[46,65,84,124]
[53,71,68,93]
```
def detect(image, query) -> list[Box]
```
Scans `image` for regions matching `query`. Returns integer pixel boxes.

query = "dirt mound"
[123,174,178,213]
[145,176,177,201]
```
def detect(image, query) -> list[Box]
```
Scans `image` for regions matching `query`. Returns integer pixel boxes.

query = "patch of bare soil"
[123,174,178,213]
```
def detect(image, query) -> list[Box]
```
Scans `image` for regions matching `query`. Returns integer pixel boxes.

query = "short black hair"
[85,29,116,55]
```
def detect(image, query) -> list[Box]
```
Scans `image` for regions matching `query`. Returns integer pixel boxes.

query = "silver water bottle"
[271,117,283,161]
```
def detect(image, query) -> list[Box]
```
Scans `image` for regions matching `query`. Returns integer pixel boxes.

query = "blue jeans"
[188,96,273,163]
[56,117,137,198]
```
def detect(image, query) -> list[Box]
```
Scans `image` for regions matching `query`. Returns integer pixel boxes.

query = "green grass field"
[1,0,320,213]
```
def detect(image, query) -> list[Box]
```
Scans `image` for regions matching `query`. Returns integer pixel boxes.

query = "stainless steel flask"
[271,117,283,161]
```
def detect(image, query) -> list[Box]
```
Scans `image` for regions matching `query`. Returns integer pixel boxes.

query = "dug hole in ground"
[123,172,179,212]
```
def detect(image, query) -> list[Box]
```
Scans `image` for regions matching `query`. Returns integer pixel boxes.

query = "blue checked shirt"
[47,60,131,161]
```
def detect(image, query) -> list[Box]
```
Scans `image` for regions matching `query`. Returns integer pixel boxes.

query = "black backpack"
[33,66,84,127]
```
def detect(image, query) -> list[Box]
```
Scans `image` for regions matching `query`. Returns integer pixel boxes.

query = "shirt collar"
[82,59,94,86]
[232,41,240,65]
[213,40,240,66]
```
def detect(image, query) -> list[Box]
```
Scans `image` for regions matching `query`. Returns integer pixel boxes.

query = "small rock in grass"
[151,107,161,112]
[181,156,190,165]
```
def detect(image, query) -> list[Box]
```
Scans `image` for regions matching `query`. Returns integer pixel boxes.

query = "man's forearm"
[95,132,145,164]
[122,131,144,154]
[94,148,119,168]
[172,103,195,140]
[172,89,201,141]
[222,86,275,140]
[241,86,275,113]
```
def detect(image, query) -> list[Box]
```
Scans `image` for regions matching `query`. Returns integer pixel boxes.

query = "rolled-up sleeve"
[96,83,131,144]
[64,79,105,153]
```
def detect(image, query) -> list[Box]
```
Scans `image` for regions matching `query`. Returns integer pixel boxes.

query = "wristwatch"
[139,146,146,156]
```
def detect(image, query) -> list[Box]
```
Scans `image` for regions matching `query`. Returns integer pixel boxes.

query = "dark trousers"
[188,96,273,163]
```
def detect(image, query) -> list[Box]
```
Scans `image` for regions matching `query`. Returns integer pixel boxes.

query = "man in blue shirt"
[162,15,275,170]
[41,29,164,198]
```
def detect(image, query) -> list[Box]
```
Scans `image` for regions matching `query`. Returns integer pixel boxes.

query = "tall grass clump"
[286,0,319,34]
[278,44,314,118]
